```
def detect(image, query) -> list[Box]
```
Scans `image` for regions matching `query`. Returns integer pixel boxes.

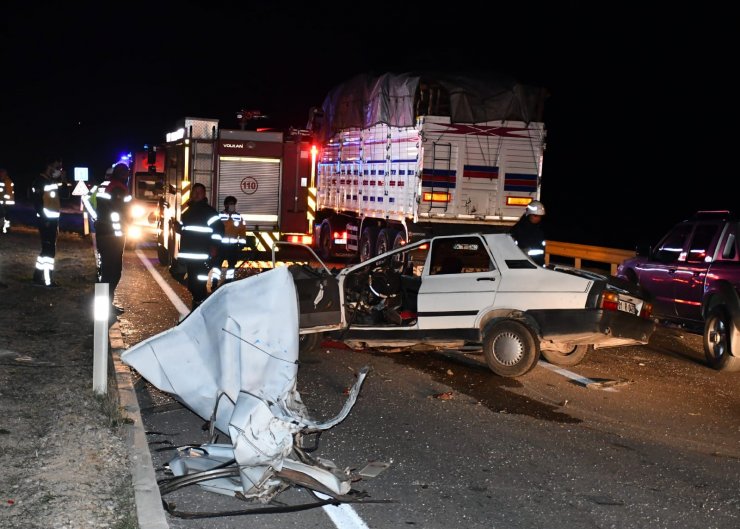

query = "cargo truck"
[309,72,549,262]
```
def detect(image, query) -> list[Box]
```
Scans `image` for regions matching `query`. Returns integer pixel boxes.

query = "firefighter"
[176,182,224,310]
[93,163,132,316]
[0,168,15,234]
[211,195,248,291]
[31,160,64,286]
[510,200,547,266]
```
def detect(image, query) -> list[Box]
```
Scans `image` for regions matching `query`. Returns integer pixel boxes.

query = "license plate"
[618,300,637,315]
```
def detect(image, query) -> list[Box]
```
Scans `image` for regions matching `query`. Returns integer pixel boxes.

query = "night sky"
[1,2,735,249]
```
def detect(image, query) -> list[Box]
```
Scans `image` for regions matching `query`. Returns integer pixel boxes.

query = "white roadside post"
[93,282,109,394]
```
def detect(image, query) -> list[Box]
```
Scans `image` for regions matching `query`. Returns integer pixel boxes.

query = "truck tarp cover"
[318,71,547,140]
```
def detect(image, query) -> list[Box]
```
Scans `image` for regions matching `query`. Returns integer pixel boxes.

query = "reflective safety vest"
[31,176,61,220]
[219,211,248,245]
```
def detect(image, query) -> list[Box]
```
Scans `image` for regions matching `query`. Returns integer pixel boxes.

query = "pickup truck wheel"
[703,307,740,372]
[299,332,323,354]
[482,321,540,377]
[541,344,592,367]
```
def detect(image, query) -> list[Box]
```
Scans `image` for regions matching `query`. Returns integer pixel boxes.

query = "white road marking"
[135,250,190,316]
[315,493,371,529]
[538,361,618,391]
[136,249,371,528]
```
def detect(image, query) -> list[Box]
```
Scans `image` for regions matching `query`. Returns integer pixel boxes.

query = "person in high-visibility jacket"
[175,182,224,310]
[210,195,248,291]
[0,168,15,234]
[91,163,132,317]
[31,160,64,286]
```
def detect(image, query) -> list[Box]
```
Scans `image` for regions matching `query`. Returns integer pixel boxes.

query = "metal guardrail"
[545,240,635,275]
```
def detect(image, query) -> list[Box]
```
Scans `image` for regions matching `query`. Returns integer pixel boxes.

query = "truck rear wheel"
[704,307,740,371]
[376,228,397,256]
[482,320,540,377]
[359,226,378,262]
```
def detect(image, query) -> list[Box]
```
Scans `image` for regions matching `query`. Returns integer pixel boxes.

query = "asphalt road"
[114,243,740,529]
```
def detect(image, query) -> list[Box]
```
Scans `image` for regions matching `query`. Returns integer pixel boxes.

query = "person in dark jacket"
[510,200,546,266]
[31,159,64,286]
[93,162,132,316]
[176,182,224,310]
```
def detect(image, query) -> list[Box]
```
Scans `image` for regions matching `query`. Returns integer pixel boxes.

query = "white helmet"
[526,200,545,216]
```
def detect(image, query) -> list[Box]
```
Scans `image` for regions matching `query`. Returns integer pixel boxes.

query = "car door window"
[654,224,692,263]
[686,224,719,263]
[429,236,494,275]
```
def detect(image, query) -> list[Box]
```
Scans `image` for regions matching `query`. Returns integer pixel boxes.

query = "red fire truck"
[126,147,166,249]
[154,117,316,279]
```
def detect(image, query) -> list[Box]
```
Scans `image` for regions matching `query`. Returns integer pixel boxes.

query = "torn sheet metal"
[121,265,369,502]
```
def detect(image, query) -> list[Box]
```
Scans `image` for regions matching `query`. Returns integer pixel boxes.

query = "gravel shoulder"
[0,224,137,529]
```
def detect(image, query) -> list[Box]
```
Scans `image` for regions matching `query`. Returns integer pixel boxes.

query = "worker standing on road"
[176,182,224,310]
[210,195,247,291]
[92,163,132,317]
[510,200,547,266]
[0,168,15,234]
[30,159,64,286]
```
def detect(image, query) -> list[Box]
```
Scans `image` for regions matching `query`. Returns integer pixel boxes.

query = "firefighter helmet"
[526,200,545,216]
[111,163,129,181]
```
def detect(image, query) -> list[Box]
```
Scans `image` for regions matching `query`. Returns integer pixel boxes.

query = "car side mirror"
[635,242,651,257]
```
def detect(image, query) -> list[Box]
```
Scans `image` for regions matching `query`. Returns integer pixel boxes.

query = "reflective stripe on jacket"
[178,199,224,260]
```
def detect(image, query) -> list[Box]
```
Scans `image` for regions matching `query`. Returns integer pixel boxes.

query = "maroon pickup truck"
[617,211,740,371]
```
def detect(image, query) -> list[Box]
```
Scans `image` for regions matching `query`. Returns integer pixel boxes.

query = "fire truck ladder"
[429,142,452,211]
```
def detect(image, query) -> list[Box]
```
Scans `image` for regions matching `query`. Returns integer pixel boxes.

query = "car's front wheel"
[541,344,592,367]
[299,332,323,354]
[703,307,740,371]
[482,320,540,377]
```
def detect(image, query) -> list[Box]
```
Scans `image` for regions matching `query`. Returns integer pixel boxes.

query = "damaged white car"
[291,233,657,377]
[120,266,374,509]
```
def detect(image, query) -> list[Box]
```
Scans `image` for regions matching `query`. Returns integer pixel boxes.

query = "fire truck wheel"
[318,221,333,260]
[157,243,169,266]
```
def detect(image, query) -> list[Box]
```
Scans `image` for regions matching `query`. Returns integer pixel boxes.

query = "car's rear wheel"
[541,344,592,367]
[299,332,323,354]
[482,320,540,377]
[703,307,740,371]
